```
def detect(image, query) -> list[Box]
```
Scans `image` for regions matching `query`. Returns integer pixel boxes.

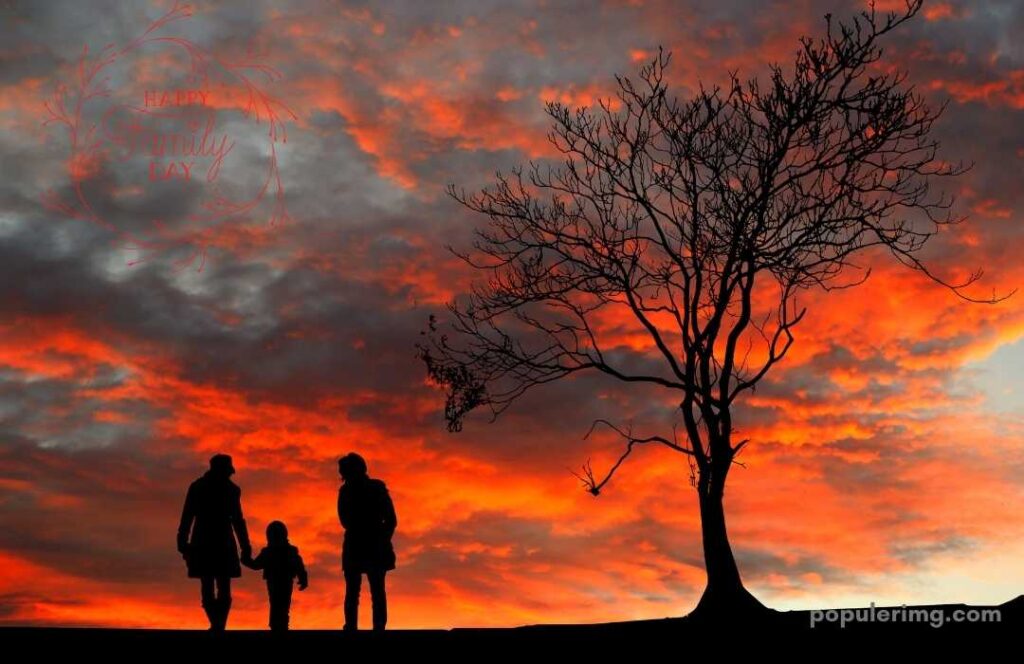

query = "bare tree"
[418,0,1008,616]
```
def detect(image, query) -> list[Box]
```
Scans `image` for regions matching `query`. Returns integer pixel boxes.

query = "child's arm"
[244,549,265,570]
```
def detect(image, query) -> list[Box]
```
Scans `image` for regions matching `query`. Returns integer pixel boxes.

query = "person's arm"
[246,549,266,570]
[295,550,308,590]
[337,486,350,530]
[176,484,195,556]
[231,486,252,560]
[381,483,397,540]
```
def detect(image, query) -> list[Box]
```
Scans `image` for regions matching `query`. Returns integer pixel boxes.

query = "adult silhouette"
[177,454,252,631]
[337,453,397,631]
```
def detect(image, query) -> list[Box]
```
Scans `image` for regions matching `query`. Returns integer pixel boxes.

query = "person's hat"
[209,453,235,474]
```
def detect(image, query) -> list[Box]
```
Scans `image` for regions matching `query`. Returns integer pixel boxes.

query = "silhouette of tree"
[418,0,1009,616]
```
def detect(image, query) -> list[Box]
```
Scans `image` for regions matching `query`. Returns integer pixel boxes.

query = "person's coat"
[177,472,251,578]
[250,544,308,587]
[337,477,397,573]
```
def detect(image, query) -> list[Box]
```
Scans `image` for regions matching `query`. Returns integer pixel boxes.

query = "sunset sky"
[1,0,1022,630]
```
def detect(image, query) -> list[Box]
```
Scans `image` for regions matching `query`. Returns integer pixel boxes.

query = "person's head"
[266,520,288,545]
[338,452,368,482]
[209,453,235,478]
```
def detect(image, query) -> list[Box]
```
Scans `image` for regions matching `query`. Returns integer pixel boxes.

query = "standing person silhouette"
[177,454,252,631]
[337,453,397,631]
[244,520,309,631]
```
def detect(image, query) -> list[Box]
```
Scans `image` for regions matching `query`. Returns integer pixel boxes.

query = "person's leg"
[268,584,279,631]
[215,576,232,630]
[343,570,362,631]
[368,570,387,631]
[267,582,280,631]
[280,584,293,631]
[268,582,293,631]
[200,577,217,629]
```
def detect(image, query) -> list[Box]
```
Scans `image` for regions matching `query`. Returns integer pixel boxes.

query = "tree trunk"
[691,470,766,618]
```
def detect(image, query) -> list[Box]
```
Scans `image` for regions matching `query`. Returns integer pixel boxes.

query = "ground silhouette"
[3,596,1019,654]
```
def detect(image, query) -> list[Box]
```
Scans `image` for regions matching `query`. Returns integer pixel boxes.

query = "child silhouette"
[243,520,308,631]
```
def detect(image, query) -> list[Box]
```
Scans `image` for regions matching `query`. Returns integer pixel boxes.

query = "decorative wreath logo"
[41,1,295,270]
